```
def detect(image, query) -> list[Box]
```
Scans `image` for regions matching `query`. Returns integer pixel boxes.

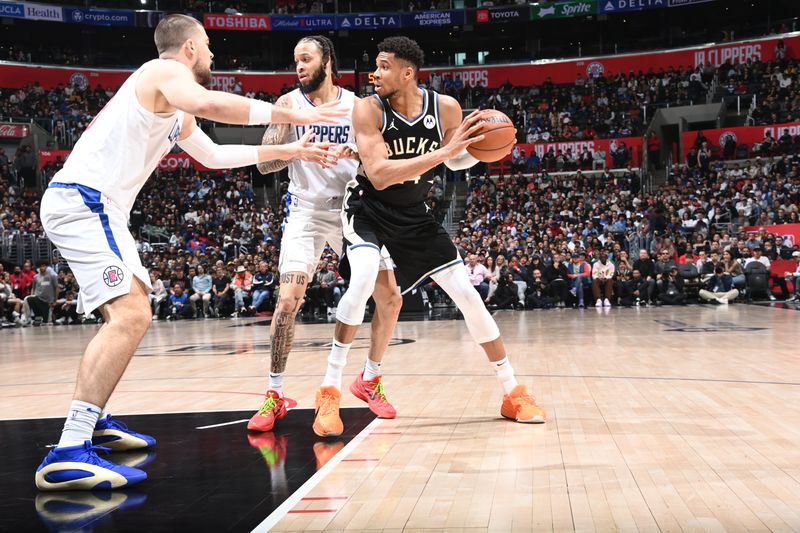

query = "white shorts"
[41,184,151,315]
[280,192,392,278]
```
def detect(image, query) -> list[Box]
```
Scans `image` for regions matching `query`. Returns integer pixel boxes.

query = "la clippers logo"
[719,131,737,146]
[70,73,89,91]
[586,62,605,78]
[103,266,124,287]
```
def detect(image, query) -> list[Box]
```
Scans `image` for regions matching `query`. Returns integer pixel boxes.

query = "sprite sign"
[532,0,596,19]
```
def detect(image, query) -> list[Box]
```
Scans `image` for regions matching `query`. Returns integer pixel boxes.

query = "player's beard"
[300,64,327,94]
[193,62,212,88]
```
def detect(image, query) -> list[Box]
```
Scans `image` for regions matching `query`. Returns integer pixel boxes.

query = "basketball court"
[2,304,799,531]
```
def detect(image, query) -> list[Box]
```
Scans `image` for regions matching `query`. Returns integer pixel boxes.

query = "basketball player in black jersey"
[313,36,544,436]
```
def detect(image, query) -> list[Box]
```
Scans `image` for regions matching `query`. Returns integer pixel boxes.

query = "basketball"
[466,110,518,162]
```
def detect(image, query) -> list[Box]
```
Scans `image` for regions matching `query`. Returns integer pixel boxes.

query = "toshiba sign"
[203,13,270,31]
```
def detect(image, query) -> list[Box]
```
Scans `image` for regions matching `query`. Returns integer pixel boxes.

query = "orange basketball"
[466,110,518,162]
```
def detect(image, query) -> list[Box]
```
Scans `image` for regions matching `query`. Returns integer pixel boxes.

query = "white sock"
[492,356,519,395]
[321,339,351,389]
[363,358,382,381]
[269,372,284,396]
[58,400,103,448]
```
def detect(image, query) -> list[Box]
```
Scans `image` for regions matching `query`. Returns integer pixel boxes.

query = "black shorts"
[341,180,461,293]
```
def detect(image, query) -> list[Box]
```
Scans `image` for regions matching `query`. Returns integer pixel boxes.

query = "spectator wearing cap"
[231,265,253,317]
[591,251,615,307]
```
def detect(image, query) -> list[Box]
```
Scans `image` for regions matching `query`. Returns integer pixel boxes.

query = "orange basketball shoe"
[350,372,396,419]
[247,390,287,432]
[501,384,545,423]
[312,386,343,437]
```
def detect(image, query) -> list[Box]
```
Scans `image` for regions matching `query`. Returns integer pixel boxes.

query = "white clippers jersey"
[52,59,184,214]
[286,87,358,201]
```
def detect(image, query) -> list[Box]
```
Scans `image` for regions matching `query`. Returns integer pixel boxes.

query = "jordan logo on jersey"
[387,119,399,131]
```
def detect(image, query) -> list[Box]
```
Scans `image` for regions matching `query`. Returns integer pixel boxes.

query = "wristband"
[248,100,273,125]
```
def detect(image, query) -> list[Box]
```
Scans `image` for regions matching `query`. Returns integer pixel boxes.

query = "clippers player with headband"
[247,36,402,438]
[313,37,546,436]
[36,15,347,491]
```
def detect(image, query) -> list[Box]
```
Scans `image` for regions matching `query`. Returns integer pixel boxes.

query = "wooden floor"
[3,304,800,532]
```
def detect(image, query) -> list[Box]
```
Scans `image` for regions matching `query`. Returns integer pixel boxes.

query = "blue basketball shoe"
[35,441,147,491]
[92,415,156,451]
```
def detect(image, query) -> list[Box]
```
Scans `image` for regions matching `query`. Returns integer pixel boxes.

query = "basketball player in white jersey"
[247,36,402,438]
[35,15,348,491]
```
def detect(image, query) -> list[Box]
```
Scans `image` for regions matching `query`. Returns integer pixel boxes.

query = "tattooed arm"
[257,93,293,175]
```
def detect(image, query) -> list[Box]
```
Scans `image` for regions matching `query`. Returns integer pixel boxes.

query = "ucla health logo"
[103,266,124,287]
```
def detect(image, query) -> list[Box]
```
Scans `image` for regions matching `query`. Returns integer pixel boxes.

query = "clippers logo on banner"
[63,7,134,26]
[270,14,335,31]
[0,2,24,17]
[693,42,764,67]
[23,2,62,21]
[401,9,465,27]
[203,13,270,31]
[681,122,800,162]
[598,0,665,13]
[0,123,29,138]
[336,13,400,29]
[475,5,529,23]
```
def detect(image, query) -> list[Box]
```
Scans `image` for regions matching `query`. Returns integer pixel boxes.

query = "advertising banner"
[493,137,643,173]
[681,122,800,162]
[0,123,30,138]
[336,12,400,30]
[63,7,134,26]
[742,224,800,250]
[2,33,796,92]
[401,9,464,27]
[40,150,213,172]
[418,33,799,88]
[598,0,666,14]
[475,5,529,24]
[23,1,61,21]
[0,2,25,18]
[668,0,715,6]
[270,14,335,31]
[203,13,270,31]
[0,63,355,95]
[532,0,596,20]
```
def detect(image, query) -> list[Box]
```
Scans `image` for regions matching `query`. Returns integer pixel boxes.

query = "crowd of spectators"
[2,150,799,325]
[451,153,800,310]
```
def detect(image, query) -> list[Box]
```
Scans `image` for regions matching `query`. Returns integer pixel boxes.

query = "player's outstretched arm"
[177,118,337,170]
[146,61,347,126]
[257,94,292,175]
[354,95,485,190]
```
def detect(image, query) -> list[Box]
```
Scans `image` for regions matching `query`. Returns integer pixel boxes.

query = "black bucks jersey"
[342,88,461,293]
[356,88,444,207]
